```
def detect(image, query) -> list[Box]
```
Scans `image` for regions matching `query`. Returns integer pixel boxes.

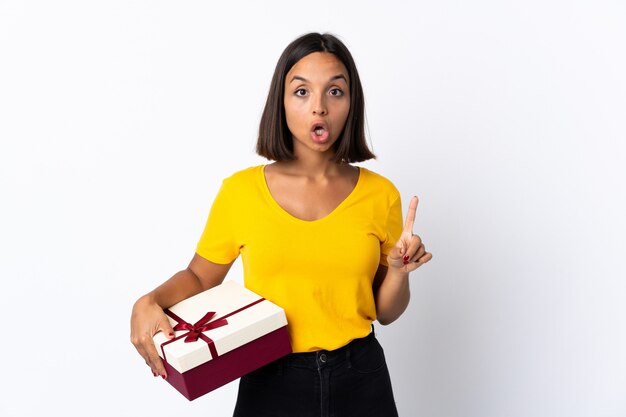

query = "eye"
[295,88,308,97]
[329,88,344,97]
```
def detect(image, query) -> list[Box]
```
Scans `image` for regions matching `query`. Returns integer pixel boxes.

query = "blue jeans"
[233,329,399,417]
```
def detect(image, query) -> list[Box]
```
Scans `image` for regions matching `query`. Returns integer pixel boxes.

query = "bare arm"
[140,253,232,307]
[374,196,432,325]
[130,253,234,378]
[373,265,410,325]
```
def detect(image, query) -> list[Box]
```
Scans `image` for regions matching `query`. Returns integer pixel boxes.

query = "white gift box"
[152,280,292,400]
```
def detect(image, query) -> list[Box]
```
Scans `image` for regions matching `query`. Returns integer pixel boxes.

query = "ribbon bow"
[161,297,265,362]
[172,311,229,343]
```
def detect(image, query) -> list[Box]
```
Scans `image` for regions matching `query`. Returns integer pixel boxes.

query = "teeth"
[315,128,324,135]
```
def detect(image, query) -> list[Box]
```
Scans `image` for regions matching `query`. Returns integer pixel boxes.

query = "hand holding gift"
[131,295,176,379]
[133,281,291,401]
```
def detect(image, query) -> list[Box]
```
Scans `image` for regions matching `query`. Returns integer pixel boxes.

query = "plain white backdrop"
[1,1,625,416]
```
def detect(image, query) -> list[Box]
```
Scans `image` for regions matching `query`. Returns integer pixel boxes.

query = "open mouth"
[311,120,330,143]
[311,123,328,136]
[311,123,329,142]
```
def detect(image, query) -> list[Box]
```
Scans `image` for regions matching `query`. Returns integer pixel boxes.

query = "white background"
[1,1,625,416]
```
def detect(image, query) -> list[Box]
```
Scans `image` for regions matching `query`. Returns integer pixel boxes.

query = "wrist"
[135,292,158,309]
[385,265,409,280]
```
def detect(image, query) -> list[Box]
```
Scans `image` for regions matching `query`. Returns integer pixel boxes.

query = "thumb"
[389,241,405,261]
[159,318,176,340]
[397,239,407,257]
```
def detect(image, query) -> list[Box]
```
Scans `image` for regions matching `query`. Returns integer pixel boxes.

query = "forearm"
[130,255,231,378]
[374,266,411,325]
[135,254,233,309]
[145,268,205,308]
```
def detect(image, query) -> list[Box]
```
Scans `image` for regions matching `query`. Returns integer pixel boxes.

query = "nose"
[312,95,327,116]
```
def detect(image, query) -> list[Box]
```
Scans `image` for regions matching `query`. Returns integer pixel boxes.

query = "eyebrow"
[289,74,348,84]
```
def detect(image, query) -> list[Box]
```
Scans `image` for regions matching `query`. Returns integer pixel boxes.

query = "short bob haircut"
[256,32,375,163]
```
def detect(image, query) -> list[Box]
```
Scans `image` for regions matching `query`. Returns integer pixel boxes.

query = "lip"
[310,120,330,143]
[310,120,329,132]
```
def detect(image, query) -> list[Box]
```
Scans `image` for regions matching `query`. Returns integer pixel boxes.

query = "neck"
[277,148,347,179]
[280,158,342,178]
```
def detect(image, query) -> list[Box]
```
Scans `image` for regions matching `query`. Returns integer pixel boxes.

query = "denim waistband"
[278,330,376,370]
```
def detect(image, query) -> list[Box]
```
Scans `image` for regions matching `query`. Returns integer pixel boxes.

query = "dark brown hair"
[256,32,375,163]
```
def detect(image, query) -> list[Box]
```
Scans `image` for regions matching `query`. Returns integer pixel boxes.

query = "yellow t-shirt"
[196,165,403,352]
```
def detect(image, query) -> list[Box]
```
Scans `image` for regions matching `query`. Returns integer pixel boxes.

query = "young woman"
[131,32,432,417]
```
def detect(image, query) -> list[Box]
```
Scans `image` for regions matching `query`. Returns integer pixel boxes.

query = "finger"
[160,320,176,341]
[409,243,426,263]
[395,237,407,257]
[401,251,432,273]
[145,359,159,377]
[387,243,409,269]
[133,342,152,373]
[132,333,162,377]
[143,335,168,378]
[414,251,433,267]
[151,320,176,378]
[403,196,419,234]
[401,234,422,264]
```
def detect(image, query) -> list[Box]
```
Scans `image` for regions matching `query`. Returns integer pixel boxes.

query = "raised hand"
[387,196,432,272]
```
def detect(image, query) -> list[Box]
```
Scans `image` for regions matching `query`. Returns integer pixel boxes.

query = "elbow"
[375,296,410,325]
[376,314,399,326]
[375,293,410,326]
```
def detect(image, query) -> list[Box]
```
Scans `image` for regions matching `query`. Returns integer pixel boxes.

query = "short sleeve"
[195,179,241,264]
[379,194,403,266]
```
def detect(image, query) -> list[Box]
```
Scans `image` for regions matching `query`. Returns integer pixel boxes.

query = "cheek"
[284,99,306,128]
[336,103,351,128]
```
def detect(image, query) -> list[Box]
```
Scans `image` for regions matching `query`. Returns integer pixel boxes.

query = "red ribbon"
[172,311,229,343]
[160,297,266,364]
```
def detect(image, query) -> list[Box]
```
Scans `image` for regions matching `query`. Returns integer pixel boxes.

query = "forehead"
[286,52,349,82]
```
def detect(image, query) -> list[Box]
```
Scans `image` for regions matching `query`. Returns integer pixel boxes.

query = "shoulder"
[211,166,265,206]
[220,165,264,188]
[358,167,400,198]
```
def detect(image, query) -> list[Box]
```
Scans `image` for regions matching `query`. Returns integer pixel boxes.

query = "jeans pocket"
[349,338,387,374]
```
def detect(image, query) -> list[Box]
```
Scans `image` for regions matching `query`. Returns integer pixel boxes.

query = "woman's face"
[283,52,350,157]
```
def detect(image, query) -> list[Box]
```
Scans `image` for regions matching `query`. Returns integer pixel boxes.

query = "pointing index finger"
[403,195,419,233]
